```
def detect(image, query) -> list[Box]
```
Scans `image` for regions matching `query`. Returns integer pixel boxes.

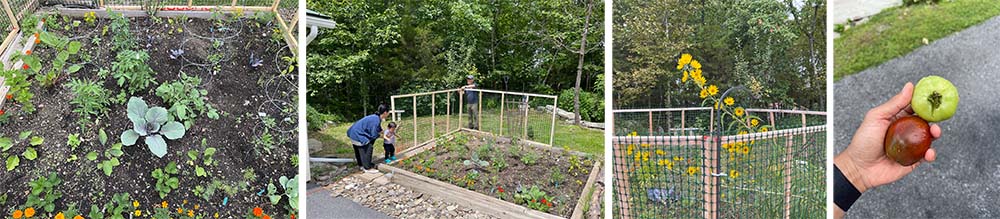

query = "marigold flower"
[24,208,34,218]
[55,212,64,219]
[188,210,194,217]
[73,215,83,219]
[22,64,29,70]
[724,97,734,106]
[497,186,504,193]
[133,200,139,208]
[194,204,199,210]
[162,201,168,208]
[133,210,141,217]
[252,207,263,217]
[214,212,220,218]
[6,94,12,99]
[291,214,296,219]
[177,208,183,214]
[0,109,5,116]
[546,202,553,207]
[12,209,23,219]
[262,215,271,219]
[24,50,31,55]
[541,199,547,204]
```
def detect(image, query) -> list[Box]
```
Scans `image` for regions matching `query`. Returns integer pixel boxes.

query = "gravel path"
[835,15,1000,218]
[317,174,500,219]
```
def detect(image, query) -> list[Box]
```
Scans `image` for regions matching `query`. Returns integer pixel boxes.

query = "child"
[383,122,400,164]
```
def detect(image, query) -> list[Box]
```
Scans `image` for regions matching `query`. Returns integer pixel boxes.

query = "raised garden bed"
[0,9,297,218]
[391,130,601,218]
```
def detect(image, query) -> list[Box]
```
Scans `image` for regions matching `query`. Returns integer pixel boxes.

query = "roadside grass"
[834,0,1000,80]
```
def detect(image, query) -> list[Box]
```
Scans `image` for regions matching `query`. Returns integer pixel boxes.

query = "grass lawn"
[834,0,1000,80]
[309,111,605,158]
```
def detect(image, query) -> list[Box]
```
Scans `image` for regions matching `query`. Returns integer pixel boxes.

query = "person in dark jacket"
[346,104,390,173]
[459,75,479,129]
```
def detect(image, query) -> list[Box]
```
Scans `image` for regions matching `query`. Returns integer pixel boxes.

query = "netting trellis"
[390,88,558,153]
[612,108,826,219]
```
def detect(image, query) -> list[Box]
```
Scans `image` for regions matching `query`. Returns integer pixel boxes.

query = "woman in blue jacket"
[346,104,390,173]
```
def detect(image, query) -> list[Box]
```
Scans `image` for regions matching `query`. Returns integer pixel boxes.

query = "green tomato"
[912,75,959,122]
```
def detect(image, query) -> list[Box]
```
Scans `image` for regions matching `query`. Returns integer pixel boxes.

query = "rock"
[308,138,324,154]
[446,205,458,211]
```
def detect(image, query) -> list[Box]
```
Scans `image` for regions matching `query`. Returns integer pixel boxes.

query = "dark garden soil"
[394,131,596,218]
[0,14,297,218]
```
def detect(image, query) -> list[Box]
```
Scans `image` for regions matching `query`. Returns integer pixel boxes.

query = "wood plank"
[570,161,602,219]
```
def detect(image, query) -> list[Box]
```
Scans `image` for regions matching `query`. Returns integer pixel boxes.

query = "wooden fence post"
[431,93,436,138]
[446,92,451,133]
[499,93,505,136]
[413,96,417,147]
[523,96,529,139]
[2,0,18,30]
[549,96,557,146]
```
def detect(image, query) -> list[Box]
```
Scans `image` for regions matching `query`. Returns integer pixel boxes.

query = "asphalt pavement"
[307,184,392,219]
[835,15,1000,218]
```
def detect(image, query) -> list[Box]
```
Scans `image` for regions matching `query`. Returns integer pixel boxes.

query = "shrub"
[557,89,604,122]
[67,79,111,122]
[112,50,156,94]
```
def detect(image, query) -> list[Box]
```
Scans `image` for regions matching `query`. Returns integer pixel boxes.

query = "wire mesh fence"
[612,108,826,219]
[390,89,558,152]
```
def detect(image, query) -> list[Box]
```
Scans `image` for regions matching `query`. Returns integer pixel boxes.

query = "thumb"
[870,83,914,119]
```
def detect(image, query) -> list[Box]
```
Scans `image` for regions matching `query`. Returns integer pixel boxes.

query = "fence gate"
[612,108,826,219]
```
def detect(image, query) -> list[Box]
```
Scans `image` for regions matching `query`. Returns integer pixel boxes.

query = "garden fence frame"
[612,107,826,219]
[390,88,558,151]
[0,0,298,109]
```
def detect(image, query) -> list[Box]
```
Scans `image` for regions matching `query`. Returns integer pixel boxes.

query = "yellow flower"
[694,76,707,86]
[629,131,638,136]
[760,127,768,132]
[641,143,650,148]
[655,149,665,155]
[751,118,759,127]
[707,85,719,96]
[215,212,220,218]
[162,201,168,208]
[657,159,666,166]
[194,204,199,210]
[687,166,699,176]
[73,215,83,219]
[134,210,141,217]
[690,60,701,69]
[724,97,734,106]
[682,71,689,82]
[738,130,748,135]
[699,88,709,99]
[177,208,183,214]
[678,54,692,67]
[642,151,650,162]
[666,161,674,170]
[673,156,683,161]
[133,200,139,208]
[729,169,739,178]
[188,210,194,217]
[24,208,34,218]
[55,213,65,219]
[634,152,642,162]
[627,144,634,155]
[714,102,720,110]
[734,107,745,117]
[742,146,750,155]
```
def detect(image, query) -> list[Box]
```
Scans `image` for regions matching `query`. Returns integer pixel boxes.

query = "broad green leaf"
[67,41,82,54]
[23,148,37,160]
[195,166,206,177]
[166,177,179,188]
[6,156,19,171]
[67,64,82,73]
[101,160,113,176]
[204,147,217,157]
[109,144,124,157]
[29,136,43,146]
[145,134,167,158]
[56,51,69,62]
[187,150,198,161]
[86,151,98,160]
[127,97,149,122]
[121,130,139,146]
[0,137,12,152]
[19,131,32,140]
[99,128,108,145]
[145,107,169,125]
[160,122,186,140]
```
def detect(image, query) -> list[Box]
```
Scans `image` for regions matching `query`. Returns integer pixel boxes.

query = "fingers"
[924,148,937,162]
[869,83,914,119]
[930,124,942,139]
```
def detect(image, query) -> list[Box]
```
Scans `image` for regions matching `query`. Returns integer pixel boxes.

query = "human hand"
[835,82,941,193]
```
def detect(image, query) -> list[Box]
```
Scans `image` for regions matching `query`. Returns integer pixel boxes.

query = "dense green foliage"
[613,0,825,110]
[307,0,604,120]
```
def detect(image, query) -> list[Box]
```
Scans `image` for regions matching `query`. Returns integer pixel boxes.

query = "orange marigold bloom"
[12,210,23,219]
[24,208,35,218]
[252,207,263,217]
[55,212,65,219]
[24,50,31,55]
[73,215,83,219]
[187,210,194,217]
[22,64,29,70]
[262,215,271,219]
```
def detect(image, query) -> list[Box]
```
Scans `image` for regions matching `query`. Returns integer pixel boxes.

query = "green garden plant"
[25,173,63,213]
[152,161,180,198]
[155,73,219,128]
[112,50,156,94]
[67,79,111,122]
[120,97,186,158]
[267,175,299,212]
[0,63,36,113]
[513,185,554,212]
